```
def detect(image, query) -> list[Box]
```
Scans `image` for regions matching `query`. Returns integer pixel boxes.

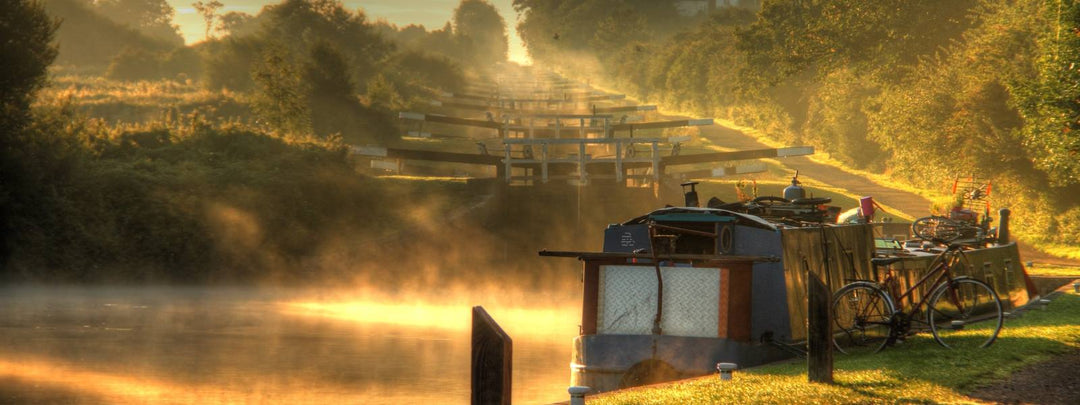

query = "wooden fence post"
[472,306,512,404]
[807,272,833,383]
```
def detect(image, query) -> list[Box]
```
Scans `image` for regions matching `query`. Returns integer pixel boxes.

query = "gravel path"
[966,348,1080,404]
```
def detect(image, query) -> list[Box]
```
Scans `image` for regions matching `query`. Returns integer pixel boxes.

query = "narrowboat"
[540,178,1036,393]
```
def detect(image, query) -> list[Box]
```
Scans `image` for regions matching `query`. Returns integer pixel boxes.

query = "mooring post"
[807,271,833,383]
[568,386,590,405]
[472,306,512,405]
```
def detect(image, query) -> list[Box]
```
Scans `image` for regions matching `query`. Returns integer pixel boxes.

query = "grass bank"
[589,290,1080,404]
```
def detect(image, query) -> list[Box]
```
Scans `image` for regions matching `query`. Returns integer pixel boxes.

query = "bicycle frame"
[881,246,968,326]
[833,242,1003,353]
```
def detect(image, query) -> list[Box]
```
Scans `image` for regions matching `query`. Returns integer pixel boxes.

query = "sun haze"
[168,0,531,63]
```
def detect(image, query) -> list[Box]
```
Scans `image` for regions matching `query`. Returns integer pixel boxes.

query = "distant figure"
[485,111,495,122]
[476,142,489,156]
[671,142,681,156]
[553,33,560,40]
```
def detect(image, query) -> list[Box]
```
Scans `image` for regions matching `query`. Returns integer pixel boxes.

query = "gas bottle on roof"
[783,170,805,201]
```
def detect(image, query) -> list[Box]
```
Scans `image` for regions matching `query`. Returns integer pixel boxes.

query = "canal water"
[0,286,579,404]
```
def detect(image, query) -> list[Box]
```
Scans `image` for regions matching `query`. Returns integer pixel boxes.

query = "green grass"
[589,291,1080,404]
[1026,264,1080,278]
[1032,244,1080,261]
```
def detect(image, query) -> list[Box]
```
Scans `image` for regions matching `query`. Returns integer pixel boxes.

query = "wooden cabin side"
[780,224,877,341]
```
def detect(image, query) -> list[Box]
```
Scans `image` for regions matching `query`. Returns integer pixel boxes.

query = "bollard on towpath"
[717,363,737,381]
[568,386,590,405]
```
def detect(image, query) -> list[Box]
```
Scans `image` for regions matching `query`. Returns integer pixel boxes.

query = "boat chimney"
[681,181,700,207]
[997,208,1011,244]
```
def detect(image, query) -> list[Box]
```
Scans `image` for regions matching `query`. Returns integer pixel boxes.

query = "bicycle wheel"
[912,216,961,242]
[927,277,1003,349]
[832,282,896,355]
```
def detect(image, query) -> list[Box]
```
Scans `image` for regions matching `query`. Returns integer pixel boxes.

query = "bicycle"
[911,174,996,245]
[831,240,1004,354]
[911,215,992,244]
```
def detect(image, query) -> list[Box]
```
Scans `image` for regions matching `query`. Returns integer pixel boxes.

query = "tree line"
[0,0,514,282]
[515,0,1080,250]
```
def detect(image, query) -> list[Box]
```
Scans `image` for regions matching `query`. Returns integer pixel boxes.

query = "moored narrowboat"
[541,181,1035,393]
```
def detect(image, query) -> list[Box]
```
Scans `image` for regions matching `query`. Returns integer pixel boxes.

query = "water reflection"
[0,286,577,404]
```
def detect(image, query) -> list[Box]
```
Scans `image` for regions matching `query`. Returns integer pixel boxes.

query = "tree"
[192,0,223,41]
[257,0,393,87]
[251,44,312,135]
[0,0,59,270]
[1,0,59,137]
[94,0,183,45]
[452,0,508,68]
[216,11,257,38]
[736,0,976,87]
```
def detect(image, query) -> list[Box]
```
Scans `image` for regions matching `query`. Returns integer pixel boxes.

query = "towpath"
[698,122,1079,266]
[699,124,933,217]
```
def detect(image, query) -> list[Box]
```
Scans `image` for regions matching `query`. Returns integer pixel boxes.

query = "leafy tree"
[0,0,59,270]
[452,0,508,68]
[216,11,258,38]
[514,0,682,64]
[591,5,649,57]
[193,0,223,40]
[1016,0,1080,186]
[105,46,163,80]
[365,73,405,111]
[306,42,355,104]
[202,36,263,91]
[390,50,465,94]
[43,0,174,67]
[0,0,58,135]
[93,0,183,45]
[251,44,312,135]
[258,0,393,88]
[305,41,362,137]
[736,0,976,87]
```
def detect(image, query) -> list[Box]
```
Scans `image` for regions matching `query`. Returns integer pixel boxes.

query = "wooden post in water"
[807,272,834,383]
[472,306,512,405]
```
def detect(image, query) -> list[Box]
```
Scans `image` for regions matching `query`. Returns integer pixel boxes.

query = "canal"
[0,285,579,404]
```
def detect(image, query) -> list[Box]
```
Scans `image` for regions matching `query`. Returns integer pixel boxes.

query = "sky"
[167,0,531,63]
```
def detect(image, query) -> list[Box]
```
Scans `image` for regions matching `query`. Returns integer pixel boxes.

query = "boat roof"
[620,207,779,231]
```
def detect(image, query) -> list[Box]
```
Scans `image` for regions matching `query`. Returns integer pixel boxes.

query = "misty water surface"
[0,286,577,404]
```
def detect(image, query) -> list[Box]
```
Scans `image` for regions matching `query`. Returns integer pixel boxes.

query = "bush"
[105,47,164,81]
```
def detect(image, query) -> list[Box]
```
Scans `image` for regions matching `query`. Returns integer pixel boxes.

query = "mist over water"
[0,285,578,404]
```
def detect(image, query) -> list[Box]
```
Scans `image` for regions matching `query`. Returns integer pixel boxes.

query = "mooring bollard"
[1073,281,1079,293]
[950,320,965,330]
[568,386,590,405]
[1038,298,1051,310]
[717,363,737,381]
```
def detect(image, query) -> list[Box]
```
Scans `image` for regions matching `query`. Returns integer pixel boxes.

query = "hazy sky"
[167,0,530,63]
